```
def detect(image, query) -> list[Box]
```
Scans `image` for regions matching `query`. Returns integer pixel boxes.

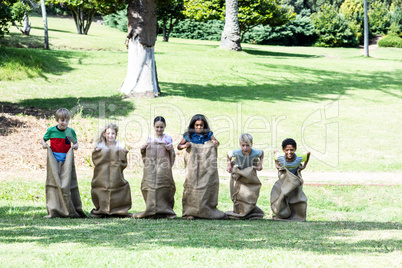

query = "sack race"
[182,141,226,219]
[134,143,176,219]
[91,148,132,217]
[226,165,264,219]
[270,167,307,221]
[45,148,87,218]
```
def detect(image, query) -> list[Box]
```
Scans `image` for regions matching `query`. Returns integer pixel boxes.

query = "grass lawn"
[0,172,401,267]
[0,16,401,267]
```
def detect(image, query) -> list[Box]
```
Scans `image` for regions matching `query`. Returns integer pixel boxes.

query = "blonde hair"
[98,123,119,144]
[55,108,71,121]
[239,133,253,145]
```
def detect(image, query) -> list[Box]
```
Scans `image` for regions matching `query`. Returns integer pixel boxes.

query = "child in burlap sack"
[271,138,310,221]
[90,123,132,218]
[226,133,265,219]
[178,114,225,220]
[41,108,86,218]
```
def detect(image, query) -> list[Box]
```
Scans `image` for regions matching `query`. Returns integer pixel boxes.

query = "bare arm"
[177,138,191,150]
[299,152,311,171]
[257,150,264,171]
[226,154,233,173]
[210,135,219,147]
[41,139,48,149]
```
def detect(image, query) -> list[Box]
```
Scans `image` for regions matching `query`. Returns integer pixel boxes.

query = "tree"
[185,0,294,43]
[158,0,185,42]
[12,0,34,36]
[221,0,241,50]
[0,1,14,38]
[52,0,126,34]
[120,0,159,97]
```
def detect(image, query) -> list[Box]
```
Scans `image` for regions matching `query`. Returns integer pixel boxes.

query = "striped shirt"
[44,126,77,162]
[274,152,308,175]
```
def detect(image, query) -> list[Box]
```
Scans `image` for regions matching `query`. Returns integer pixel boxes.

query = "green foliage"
[184,0,294,38]
[0,1,13,38]
[51,0,126,34]
[311,3,359,47]
[389,4,402,35]
[157,0,185,42]
[339,0,364,42]
[378,34,402,48]
[238,0,296,39]
[368,0,391,34]
[243,9,318,46]
[103,8,127,32]
[169,19,224,40]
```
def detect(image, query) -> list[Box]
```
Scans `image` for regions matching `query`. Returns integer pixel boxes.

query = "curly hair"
[282,138,297,149]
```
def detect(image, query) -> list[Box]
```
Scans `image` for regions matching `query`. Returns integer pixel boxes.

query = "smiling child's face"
[104,128,117,143]
[154,121,166,136]
[283,144,296,161]
[194,120,205,134]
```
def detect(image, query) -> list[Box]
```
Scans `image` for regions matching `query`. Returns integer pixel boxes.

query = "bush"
[311,4,359,47]
[368,0,391,34]
[243,9,318,46]
[103,9,128,32]
[170,19,223,41]
[378,34,402,48]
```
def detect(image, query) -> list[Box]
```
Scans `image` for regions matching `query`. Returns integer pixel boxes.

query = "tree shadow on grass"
[161,64,401,102]
[0,206,400,254]
[0,47,80,81]
[242,48,319,58]
[0,95,135,119]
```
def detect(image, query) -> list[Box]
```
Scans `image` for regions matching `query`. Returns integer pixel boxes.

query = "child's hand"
[141,144,148,150]
[72,143,79,150]
[42,144,48,149]
[212,139,219,147]
[95,147,102,151]
[227,166,232,173]
[256,164,263,171]
[165,144,173,151]
[123,148,129,153]
[298,165,306,171]
[185,142,191,148]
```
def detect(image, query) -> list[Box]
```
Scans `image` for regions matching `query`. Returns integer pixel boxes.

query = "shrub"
[311,4,359,47]
[103,9,128,32]
[378,34,402,48]
[243,9,318,46]
[170,19,223,41]
[368,0,391,34]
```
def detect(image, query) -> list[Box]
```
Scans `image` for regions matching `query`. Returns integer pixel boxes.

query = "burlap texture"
[134,143,176,219]
[90,148,132,217]
[270,167,307,221]
[182,141,226,219]
[45,148,87,218]
[226,165,264,219]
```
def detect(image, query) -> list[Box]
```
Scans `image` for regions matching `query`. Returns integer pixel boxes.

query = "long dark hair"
[184,114,211,136]
[154,116,166,126]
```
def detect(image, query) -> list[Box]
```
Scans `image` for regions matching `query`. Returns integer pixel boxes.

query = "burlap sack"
[182,141,226,219]
[270,167,307,221]
[134,143,176,219]
[226,165,264,219]
[90,148,132,217]
[45,147,87,218]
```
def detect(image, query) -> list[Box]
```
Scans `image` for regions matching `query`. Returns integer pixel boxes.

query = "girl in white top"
[141,116,173,151]
[96,123,127,151]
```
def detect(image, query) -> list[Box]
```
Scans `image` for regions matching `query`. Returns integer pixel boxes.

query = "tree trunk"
[162,18,168,42]
[70,6,94,35]
[120,0,159,97]
[40,0,49,49]
[22,13,31,35]
[220,0,241,51]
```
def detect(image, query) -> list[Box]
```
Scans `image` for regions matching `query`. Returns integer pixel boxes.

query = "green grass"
[0,173,401,267]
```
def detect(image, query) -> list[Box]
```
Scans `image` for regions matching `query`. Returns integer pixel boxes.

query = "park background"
[0,1,401,267]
